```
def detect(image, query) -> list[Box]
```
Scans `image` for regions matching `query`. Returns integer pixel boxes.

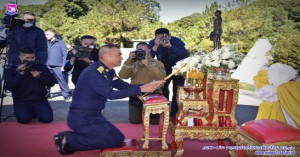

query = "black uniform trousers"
[13,100,53,124]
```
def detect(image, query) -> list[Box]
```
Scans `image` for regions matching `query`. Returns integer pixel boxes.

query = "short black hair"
[80,35,96,41]
[20,48,34,54]
[155,28,169,36]
[136,42,149,48]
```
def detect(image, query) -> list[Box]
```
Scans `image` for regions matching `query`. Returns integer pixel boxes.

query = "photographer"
[0,11,48,66]
[149,28,189,117]
[45,28,71,101]
[64,35,99,85]
[5,48,56,124]
[119,42,166,124]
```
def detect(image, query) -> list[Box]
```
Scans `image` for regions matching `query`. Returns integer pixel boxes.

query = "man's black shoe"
[54,131,74,155]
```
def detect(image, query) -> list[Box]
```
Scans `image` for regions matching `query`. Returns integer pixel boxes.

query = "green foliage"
[0,0,298,73]
[268,34,300,74]
[64,0,89,19]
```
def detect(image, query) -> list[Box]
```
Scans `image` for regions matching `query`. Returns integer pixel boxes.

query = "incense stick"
[138,63,187,100]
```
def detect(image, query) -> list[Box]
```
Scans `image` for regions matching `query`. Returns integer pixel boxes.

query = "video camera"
[1,14,24,28]
[134,49,146,60]
[22,60,35,71]
[160,35,169,44]
[72,45,91,58]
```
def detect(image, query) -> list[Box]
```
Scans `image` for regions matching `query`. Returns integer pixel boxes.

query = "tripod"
[0,47,14,122]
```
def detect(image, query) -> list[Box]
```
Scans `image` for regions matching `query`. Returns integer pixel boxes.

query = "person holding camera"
[5,48,56,124]
[119,42,166,124]
[0,11,48,66]
[149,28,189,117]
[64,35,99,85]
[45,28,71,101]
[54,44,165,155]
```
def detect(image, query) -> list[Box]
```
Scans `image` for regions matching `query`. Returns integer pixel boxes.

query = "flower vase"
[207,68,214,79]
[213,67,228,80]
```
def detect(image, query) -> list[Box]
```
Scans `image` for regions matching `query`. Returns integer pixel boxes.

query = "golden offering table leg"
[161,106,169,150]
[142,103,170,150]
[142,109,150,149]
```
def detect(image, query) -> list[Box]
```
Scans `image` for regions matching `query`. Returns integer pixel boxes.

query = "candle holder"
[184,78,203,100]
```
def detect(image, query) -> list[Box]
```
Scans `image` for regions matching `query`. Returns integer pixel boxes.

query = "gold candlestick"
[186,62,189,79]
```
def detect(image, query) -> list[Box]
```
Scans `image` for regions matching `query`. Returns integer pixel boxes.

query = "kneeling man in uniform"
[54,44,165,155]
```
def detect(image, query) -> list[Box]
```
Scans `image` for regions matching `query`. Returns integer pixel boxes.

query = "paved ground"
[0,80,261,125]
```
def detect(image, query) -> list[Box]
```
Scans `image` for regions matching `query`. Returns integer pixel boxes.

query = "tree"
[269,34,300,74]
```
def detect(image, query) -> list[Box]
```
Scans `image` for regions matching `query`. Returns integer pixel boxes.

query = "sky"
[0,0,231,24]
[156,0,231,24]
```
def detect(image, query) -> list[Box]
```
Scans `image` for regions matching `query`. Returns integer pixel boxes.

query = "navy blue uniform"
[66,61,141,151]
[0,26,48,66]
[6,63,56,123]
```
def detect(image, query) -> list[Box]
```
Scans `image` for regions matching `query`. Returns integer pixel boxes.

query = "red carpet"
[0,122,230,157]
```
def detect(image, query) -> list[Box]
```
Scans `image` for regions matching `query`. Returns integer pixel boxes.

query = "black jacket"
[6,63,56,103]
[64,48,99,85]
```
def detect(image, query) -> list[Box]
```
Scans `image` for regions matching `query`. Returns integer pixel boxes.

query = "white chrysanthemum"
[205,59,212,67]
[221,51,231,59]
[197,63,203,69]
[195,55,202,60]
[228,60,235,69]
[212,60,221,67]
[212,54,219,61]
[221,60,228,65]
[190,57,200,67]
[223,46,230,52]
[211,49,221,56]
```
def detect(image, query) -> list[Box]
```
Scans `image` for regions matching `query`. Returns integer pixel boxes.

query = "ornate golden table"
[142,96,170,150]
[171,79,239,157]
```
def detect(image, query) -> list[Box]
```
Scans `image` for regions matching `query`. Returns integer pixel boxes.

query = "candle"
[186,62,189,79]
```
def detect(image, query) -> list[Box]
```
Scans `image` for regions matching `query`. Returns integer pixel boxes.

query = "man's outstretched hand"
[140,80,165,93]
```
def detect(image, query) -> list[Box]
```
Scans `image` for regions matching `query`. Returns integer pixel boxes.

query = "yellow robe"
[254,69,300,129]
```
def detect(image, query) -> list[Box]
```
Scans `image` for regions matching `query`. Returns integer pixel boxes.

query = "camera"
[160,35,169,44]
[73,46,90,58]
[134,49,146,60]
[1,14,24,28]
[22,60,35,71]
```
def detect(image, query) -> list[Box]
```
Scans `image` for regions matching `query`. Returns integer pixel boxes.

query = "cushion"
[101,139,137,152]
[240,119,300,144]
[145,94,168,104]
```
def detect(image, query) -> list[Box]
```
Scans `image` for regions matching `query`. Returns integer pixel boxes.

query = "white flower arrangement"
[172,51,206,76]
[172,44,244,76]
[203,43,244,70]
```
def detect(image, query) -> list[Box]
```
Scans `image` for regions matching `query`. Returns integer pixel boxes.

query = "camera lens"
[137,53,143,57]
[134,49,146,60]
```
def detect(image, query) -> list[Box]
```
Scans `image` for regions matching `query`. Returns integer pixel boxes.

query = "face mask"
[23,22,33,28]
[45,31,55,41]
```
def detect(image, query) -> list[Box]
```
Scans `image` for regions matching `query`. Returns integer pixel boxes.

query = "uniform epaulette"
[97,66,105,74]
